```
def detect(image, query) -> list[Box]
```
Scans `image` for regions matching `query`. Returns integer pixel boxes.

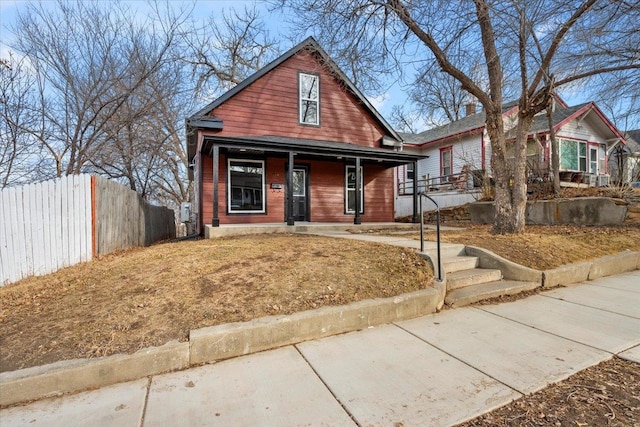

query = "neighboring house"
[396,99,627,217]
[609,129,640,184]
[186,37,424,235]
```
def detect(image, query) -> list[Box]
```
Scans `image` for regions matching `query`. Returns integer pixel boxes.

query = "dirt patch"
[0,234,432,372]
[395,224,640,270]
[457,357,640,427]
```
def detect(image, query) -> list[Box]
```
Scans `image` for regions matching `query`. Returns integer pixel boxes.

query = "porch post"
[354,157,362,225]
[286,151,295,226]
[412,160,419,223]
[211,144,220,227]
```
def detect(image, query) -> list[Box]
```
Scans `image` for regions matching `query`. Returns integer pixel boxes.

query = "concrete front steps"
[445,278,540,307]
[424,247,540,308]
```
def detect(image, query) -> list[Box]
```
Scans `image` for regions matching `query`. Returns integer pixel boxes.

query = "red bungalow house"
[186,37,424,235]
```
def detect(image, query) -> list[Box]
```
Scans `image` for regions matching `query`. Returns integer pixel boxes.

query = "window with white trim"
[589,146,598,174]
[598,144,606,173]
[228,159,265,213]
[299,73,319,125]
[345,165,363,214]
[441,147,452,182]
[559,139,587,171]
[406,163,415,181]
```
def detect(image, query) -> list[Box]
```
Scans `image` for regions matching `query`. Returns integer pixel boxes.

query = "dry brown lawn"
[1,225,639,374]
[0,234,431,372]
[409,224,640,270]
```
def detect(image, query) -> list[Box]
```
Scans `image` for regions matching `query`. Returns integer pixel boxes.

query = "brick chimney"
[465,103,476,116]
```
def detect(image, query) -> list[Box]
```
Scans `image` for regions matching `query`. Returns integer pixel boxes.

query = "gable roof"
[188,36,401,142]
[404,99,625,147]
[406,112,487,146]
[403,100,523,147]
[506,102,627,143]
[503,103,589,138]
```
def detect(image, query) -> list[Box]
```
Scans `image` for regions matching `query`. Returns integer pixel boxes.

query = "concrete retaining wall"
[588,251,639,280]
[469,197,628,226]
[0,341,189,407]
[542,251,640,288]
[465,246,543,283]
[190,287,440,364]
[1,287,442,407]
[542,262,591,288]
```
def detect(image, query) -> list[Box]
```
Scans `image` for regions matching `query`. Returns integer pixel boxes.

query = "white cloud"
[367,92,390,112]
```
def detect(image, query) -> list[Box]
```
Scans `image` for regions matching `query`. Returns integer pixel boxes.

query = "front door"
[292,166,309,221]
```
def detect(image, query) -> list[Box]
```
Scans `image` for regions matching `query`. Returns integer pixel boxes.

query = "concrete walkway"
[300,225,462,250]
[2,271,638,427]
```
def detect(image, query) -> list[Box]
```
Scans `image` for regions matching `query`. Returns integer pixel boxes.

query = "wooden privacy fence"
[0,175,175,286]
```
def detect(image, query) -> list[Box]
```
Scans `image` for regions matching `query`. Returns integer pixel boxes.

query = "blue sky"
[0,0,406,125]
[0,1,636,131]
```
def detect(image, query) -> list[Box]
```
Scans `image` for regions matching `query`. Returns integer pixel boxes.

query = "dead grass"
[2,225,639,374]
[0,234,432,372]
[406,224,640,270]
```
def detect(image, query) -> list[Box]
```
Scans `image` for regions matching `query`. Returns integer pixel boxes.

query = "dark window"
[406,163,415,180]
[228,159,265,212]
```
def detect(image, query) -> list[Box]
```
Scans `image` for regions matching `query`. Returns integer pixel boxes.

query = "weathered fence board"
[0,175,175,286]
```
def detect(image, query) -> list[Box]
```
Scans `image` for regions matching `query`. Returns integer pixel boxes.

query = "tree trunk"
[484,108,514,234]
[486,105,532,234]
[547,107,561,195]
[55,154,62,178]
[512,113,533,233]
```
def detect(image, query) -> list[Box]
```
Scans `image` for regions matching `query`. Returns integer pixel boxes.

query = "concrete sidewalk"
[2,271,638,427]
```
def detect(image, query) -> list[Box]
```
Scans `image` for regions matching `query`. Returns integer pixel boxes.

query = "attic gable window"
[299,72,320,125]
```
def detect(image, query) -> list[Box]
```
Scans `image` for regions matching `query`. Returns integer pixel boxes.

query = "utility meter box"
[180,202,192,223]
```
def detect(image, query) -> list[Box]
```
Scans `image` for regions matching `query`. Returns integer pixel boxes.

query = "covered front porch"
[195,134,425,233]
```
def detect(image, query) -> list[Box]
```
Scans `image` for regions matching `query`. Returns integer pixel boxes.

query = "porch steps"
[441,256,478,274]
[422,243,466,260]
[446,268,503,291]
[445,279,540,308]
[433,251,541,308]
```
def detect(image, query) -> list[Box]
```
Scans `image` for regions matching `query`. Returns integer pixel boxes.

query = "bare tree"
[183,5,280,98]
[10,0,185,177]
[275,0,640,234]
[5,1,281,217]
[0,54,46,188]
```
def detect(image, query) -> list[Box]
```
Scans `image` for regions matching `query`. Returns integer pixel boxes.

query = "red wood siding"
[362,164,395,222]
[201,155,394,224]
[206,50,387,147]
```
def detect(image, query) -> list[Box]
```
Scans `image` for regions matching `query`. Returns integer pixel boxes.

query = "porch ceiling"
[202,135,427,167]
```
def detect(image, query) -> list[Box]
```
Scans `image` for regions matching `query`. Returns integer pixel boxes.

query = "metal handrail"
[398,170,485,196]
[419,193,442,282]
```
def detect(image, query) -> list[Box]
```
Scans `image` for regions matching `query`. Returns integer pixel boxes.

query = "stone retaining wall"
[625,201,640,225]
[469,197,628,226]
[423,205,471,223]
